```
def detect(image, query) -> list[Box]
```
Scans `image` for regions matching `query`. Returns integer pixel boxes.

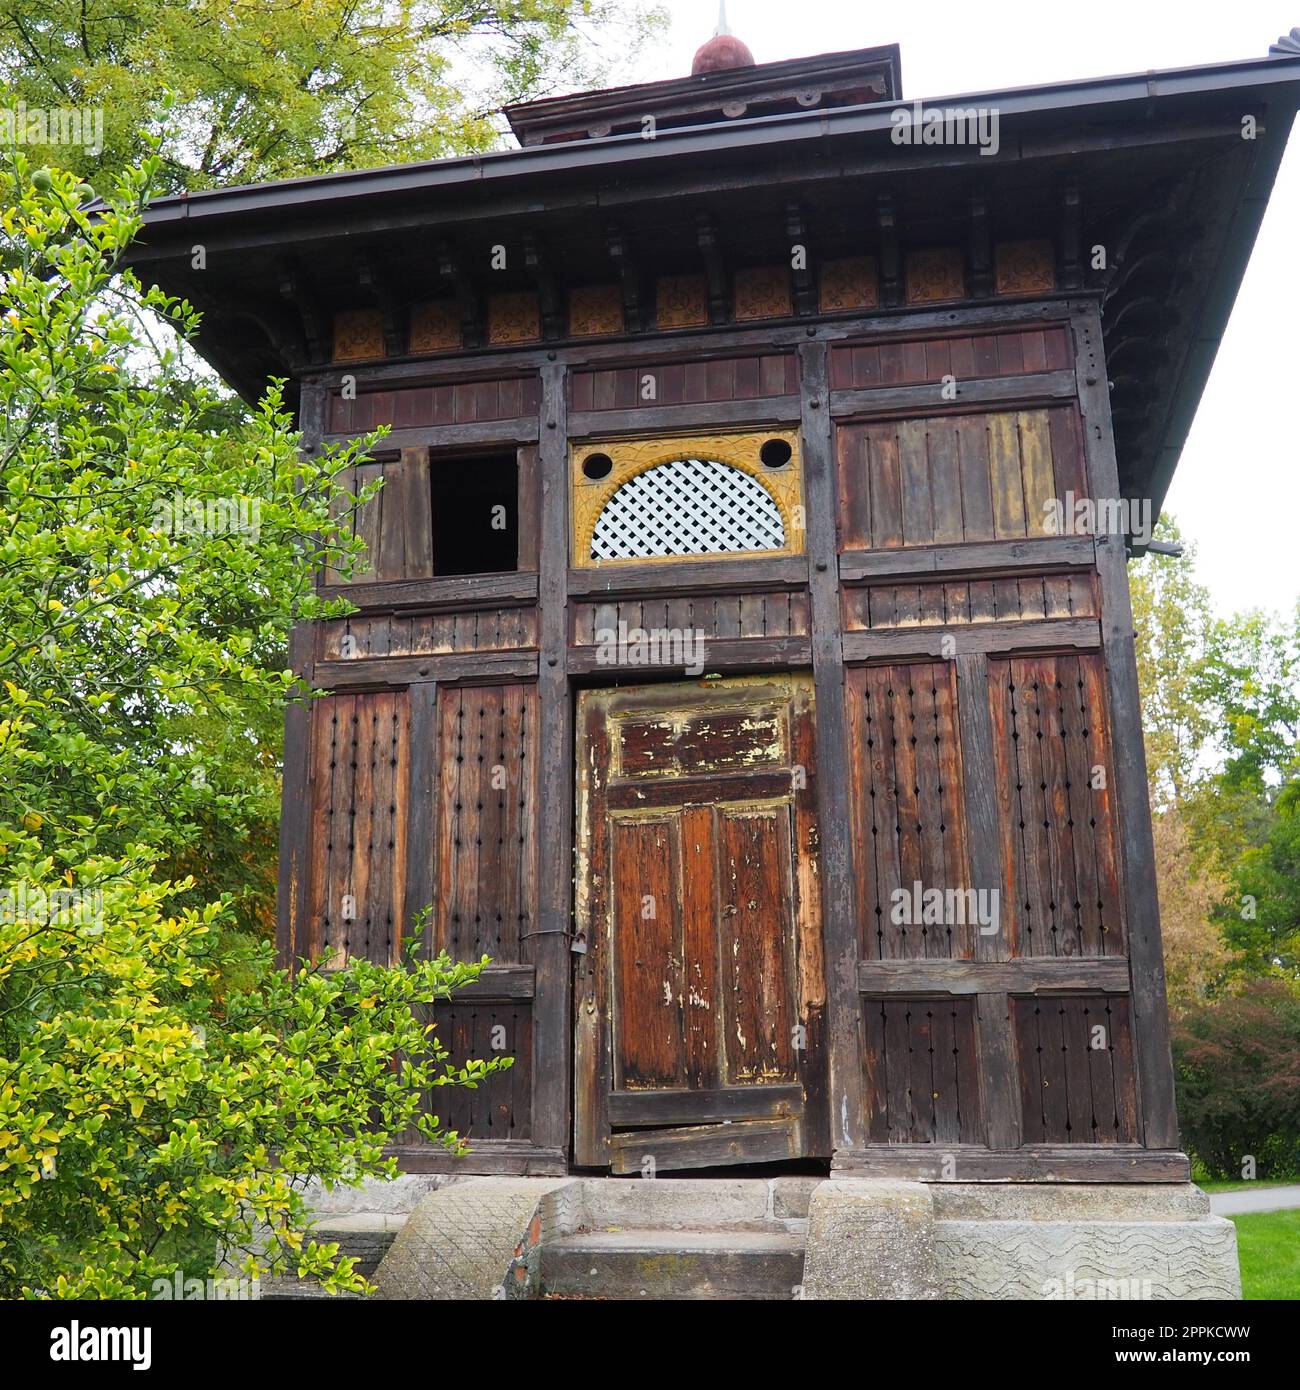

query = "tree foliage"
[0,859,505,1298]
[0,153,509,1297]
[0,0,664,193]
[0,152,373,931]
[1172,981,1300,1180]
[1132,519,1300,1173]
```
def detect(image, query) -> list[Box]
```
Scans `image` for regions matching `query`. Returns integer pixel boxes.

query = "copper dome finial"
[691,0,755,76]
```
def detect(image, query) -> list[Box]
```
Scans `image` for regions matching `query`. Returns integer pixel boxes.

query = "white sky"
[636,1,1300,619]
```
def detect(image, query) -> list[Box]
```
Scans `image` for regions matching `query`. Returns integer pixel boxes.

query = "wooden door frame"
[572,673,830,1170]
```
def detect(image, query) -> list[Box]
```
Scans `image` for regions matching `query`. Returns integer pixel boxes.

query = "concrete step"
[540,1227,806,1300]
[256,1212,406,1299]
[576,1176,820,1230]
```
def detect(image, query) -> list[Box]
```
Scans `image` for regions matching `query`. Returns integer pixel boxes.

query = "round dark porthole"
[760,438,792,469]
[582,452,613,480]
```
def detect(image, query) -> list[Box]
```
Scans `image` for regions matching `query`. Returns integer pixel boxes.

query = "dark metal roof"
[133,52,1300,229]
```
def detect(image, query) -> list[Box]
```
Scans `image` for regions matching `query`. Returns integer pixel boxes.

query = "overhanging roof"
[126,47,1300,521]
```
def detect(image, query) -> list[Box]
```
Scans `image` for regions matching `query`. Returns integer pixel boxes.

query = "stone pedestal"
[801,1180,940,1299]
[801,1180,1239,1300]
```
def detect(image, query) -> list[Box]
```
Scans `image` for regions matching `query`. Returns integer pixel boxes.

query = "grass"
[1229,1210,1300,1300]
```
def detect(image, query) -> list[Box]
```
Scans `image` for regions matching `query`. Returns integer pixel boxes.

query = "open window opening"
[431,452,519,575]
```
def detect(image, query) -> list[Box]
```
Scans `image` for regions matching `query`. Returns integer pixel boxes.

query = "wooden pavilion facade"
[129,31,1300,1179]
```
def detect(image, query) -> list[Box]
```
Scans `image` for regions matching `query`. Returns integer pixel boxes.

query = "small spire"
[717,1,731,36]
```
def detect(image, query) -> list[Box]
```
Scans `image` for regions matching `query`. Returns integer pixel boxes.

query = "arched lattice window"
[589,458,785,560]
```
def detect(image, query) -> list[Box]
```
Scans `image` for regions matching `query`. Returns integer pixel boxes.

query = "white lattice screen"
[589,458,785,560]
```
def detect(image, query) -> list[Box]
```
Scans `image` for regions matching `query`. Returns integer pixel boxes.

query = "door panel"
[610,815,683,1090]
[574,675,827,1170]
[717,805,798,1086]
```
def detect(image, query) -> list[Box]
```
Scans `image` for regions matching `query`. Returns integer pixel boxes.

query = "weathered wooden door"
[573,675,828,1172]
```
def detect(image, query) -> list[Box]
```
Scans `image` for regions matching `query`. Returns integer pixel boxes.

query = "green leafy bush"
[1172,980,1300,1180]
[0,840,508,1298]
[0,154,508,1297]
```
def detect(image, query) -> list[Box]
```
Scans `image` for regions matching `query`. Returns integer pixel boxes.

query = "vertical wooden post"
[1071,303,1180,1151]
[277,381,330,970]
[276,623,315,971]
[403,682,439,958]
[955,652,1023,1150]
[798,340,866,1153]
[533,361,573,1160]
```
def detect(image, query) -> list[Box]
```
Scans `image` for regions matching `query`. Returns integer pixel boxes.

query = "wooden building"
[129,28,1300,1182]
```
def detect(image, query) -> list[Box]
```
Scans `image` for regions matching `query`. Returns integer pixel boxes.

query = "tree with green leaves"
[0,152,508,1297]
[0,0,664,194]
[1129,517,1215,811]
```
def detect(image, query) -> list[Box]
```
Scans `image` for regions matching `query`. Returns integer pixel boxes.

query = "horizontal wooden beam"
[450,965,536,1000]
[297,304,1075,390]
[839,536,1095,583]
[322,418,539,448]
[607,1084,803,1127]
[570,396,801,437]
[829,368,1077,419]
[567,634,811,675]
[315,650,537,688]
[386,1140,567,1176]
[841,617,1101,662]
[831,1145,1190,1183]
[606,769,793,810]
[568,554,807,599]
[608,1116,802,1174]
[316,571,538,612]
[857,958,1130,995]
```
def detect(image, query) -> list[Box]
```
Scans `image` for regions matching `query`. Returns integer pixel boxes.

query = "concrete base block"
[800,1180,1239,1300]
[375,1178,578,1300]
[801,1180,939,1300]
[370,1176,1240,1301]
[935,1214,1240,1300]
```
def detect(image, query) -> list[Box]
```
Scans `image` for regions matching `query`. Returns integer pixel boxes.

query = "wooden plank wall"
[330,377,541,433]
[1012,995,1138,1144]
[279,307,1180,1177]
[988,653,1124,959]
[431,683,539,964]
[862,996,983,1144]
[837,406,1087,552]
[571,353,798,411]
[829,324,1073,390]
[304,690,410,967]
[845,662,970,961]
[570,591,811,645]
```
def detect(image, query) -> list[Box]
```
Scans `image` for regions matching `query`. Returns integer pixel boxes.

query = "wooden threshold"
[608,1117,804,1174]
